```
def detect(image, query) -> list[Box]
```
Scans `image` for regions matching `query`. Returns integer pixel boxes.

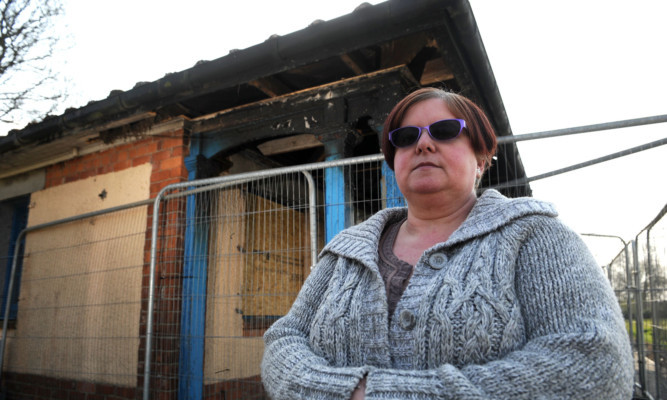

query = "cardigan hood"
[321,189,558,270]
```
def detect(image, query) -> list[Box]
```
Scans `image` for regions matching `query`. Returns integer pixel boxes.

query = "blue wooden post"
[381,161,405,208]
[1,195,29,320]
[178,136,207,400]
[324,153,349,244]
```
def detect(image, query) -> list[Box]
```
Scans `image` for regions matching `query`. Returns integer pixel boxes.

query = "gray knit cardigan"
[261,189,634,399]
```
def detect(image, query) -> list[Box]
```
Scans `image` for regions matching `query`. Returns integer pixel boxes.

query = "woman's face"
[393,98,482,200]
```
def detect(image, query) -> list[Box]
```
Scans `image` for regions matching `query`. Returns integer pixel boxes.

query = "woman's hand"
[350,377,366,400]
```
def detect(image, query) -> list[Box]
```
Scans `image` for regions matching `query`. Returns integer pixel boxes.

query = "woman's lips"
[414,162,438,170]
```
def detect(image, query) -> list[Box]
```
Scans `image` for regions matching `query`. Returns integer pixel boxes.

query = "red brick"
[177,165,188,178]
[114,386,137,398]
[150,185,164,197]
[36,386,53,397]
[84,394,106,400]
[170,146,186,157]
[153,391,177,400]
[58,378,77,390]
[12,383,38,395]
[64,161,78,175]
[158,157,184,171]
[129,146,144,160]
[113,159,132,171]
[132,155,151,166]
[69,392,86,400]
[160,138,184,150]
[79,170,94,180]
[95,154,111,168]
[88,155,100,169]
[77,381,96,393]
[164,166,186,180]
[74,161,85,173]
[45,177,60,188]
[151,168,172,183]
[82,158,94,171]
[150,179,181,196]
[47,167,62,179]
[130,142,159,159]
[47,162,63,172]
[151,150,171,163]
[50,388,70,398]
[96,383,116,395]
[145,141,160,154]
[113,150,129,163]
[35,374,61,387]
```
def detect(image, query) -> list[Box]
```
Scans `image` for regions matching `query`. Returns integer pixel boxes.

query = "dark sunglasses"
[389,118,466,148]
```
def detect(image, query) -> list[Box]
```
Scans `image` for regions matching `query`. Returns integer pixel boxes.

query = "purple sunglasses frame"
[389,118,467,148]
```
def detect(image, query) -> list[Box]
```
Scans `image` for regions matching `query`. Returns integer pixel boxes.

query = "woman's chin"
[403,182,446,196]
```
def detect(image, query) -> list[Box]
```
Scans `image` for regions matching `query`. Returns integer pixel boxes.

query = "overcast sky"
[11,0,667,263]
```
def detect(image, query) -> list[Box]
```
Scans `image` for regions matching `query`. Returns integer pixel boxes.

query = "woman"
[261,88,634,399]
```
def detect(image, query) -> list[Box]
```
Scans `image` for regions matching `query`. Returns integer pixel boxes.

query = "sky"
[470,1,667,263]
[10,0,667,264]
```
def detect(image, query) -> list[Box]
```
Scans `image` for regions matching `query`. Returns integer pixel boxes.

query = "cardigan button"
[428,252,447,269]
[398,310,416,330]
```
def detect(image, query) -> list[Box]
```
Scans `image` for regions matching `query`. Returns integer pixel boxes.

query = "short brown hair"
[381,88,497,170]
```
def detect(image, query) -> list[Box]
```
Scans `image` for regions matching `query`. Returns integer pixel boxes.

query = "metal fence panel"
[147,156,402,399]
[1,204,149,396]
[621,205,667,399]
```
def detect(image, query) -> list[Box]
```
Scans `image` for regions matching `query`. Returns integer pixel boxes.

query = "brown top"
[377,217,414,323]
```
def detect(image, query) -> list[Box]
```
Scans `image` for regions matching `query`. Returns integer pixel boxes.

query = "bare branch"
[0,0,65,130]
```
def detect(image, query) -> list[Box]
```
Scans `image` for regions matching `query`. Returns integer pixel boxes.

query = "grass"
[628,319,653,345]
[626,319,667,346]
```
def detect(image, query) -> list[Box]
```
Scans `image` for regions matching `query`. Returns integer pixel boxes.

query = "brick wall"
[3,372,138,400]
[203,376,267,400]
[44,131,188,192]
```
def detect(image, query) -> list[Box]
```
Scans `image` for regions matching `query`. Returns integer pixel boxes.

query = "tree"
[0,0,65,133]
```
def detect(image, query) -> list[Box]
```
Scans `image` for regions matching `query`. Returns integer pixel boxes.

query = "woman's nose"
[415,128,435,152]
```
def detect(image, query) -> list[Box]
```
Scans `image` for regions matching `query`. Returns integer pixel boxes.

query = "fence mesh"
[2,205,149,396]
[607,204,667,399]
[150,157,405,399]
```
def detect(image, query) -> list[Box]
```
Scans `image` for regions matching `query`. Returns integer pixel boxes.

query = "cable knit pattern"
[261,190,634,399]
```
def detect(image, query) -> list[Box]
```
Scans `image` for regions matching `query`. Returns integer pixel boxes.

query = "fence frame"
[0,197,155,378]
[145,153,393,399]
[637,203,667,399]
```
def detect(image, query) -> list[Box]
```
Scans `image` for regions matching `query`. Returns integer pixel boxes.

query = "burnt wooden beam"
[407,46,440,83]
[191,66,418,160]
[248,77,292,98]
[420,58,455,85]
[257,134,323,156]
[339,54,365,75]
[379,33,434,69]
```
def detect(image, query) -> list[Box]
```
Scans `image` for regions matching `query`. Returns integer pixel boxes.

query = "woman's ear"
[476,160,486,176]
[474,160,485,190]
